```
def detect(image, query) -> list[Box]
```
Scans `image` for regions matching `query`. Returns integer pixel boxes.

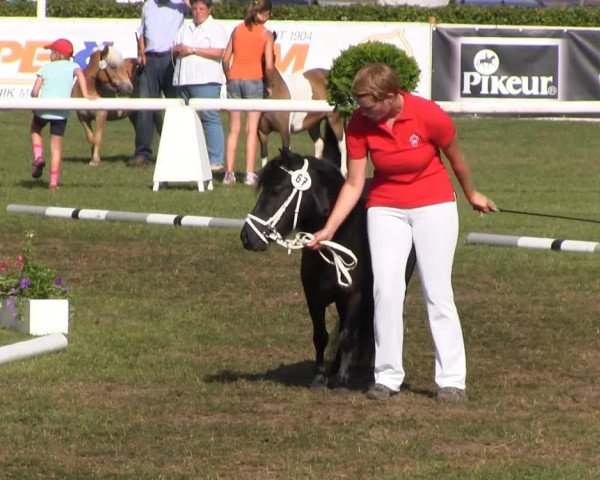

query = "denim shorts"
[226,79,264,99]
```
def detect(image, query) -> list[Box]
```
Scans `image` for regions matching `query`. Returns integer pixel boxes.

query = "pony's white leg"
[258,128,269,168]
[314,137,324,159]
[339,133,347,177]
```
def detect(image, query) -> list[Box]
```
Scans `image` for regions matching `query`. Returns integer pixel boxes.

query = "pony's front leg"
[258,128,269,168]
[338,135,347,177]
[305,297,329,389]
[80,117,95,155]
[90,111,108,167]
[307,123,324,159]
[329,293,362,392]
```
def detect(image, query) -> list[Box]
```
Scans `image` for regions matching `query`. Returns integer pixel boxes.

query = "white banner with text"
[0,18,432,100]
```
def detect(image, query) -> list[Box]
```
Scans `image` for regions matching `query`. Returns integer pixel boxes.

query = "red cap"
[44,38,74,57]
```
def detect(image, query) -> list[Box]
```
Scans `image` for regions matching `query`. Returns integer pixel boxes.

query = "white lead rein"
[275,231,358,288]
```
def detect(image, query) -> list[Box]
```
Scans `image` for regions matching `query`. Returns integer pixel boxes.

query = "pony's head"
[241,149,345,251]
[90,45,134,96]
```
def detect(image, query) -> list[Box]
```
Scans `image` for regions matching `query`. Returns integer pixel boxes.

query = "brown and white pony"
[72,45,138,166]
[259,68,347,175]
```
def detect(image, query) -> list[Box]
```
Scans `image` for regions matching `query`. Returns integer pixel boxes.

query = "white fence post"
[153,105,213,192]
[37,0,47,19]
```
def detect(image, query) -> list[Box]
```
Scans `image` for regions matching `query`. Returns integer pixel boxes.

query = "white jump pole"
[188,98,333,113]
[3,96,600,116]
[466,232,600,253]
[0,334,68,366]
[3,97,600,116]
[0,98,184,111]
[7,204,245,229]
[0,98,332,113]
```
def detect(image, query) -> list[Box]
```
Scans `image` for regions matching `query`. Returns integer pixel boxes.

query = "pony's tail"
[322,121,342,171]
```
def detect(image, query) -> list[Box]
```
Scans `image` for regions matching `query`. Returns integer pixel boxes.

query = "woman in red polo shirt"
[307,63,497,402]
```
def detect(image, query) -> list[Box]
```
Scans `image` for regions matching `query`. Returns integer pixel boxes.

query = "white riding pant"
[367,202,466,392]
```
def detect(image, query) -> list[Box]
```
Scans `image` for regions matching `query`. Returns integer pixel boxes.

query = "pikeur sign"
[460,41,560,99]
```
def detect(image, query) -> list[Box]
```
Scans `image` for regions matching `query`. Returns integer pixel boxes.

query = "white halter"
[244,159,358,288]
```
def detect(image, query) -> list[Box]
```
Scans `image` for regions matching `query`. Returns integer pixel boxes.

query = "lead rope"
[279,232,357,288]
[244,159,358,288]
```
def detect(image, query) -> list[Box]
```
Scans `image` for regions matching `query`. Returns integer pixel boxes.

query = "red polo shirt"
[347,91,456,209]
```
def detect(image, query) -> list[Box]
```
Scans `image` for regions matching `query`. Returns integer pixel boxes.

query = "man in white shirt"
[129,0,190,167]
[172,0,228,172]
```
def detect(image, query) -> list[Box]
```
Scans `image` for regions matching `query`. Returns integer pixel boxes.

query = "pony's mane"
[258,151,344,192]
[103,45,124,68]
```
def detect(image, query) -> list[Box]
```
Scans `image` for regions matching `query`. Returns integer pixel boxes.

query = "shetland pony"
[241,150,416,390]
[72,45,138,166]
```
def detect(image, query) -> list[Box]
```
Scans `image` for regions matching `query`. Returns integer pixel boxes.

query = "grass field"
[0,110,599,479]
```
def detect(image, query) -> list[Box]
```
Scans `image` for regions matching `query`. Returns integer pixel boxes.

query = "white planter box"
[1,298,69,336]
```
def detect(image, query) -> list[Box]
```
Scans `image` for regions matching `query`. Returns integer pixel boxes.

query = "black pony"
[241,150,416,390]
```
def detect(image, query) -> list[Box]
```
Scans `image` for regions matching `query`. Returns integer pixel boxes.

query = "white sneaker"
[223,171,236,185]
[244,172,258,186]
[210,163,225,173]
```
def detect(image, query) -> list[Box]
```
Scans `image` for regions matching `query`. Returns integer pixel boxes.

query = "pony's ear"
[279,147,292,158]
[279,148,306,171]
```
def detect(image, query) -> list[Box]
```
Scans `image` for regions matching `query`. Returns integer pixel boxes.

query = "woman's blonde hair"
[350,63,400,101]
[244,0,272,28]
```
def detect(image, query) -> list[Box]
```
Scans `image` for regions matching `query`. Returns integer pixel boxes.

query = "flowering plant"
[0,233,69,306]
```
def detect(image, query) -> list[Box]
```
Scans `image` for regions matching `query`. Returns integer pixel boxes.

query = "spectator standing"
[172,0,228,172]
[221,0,274,186]
[128,0,191,167]
[30,38,94,190]
[307,63,498,402]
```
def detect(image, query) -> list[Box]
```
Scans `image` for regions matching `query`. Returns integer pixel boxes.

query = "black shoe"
[126,155,149,167]
[366,383,398,400]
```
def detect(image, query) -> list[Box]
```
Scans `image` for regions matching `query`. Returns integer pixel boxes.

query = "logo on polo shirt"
[409,133,420,147]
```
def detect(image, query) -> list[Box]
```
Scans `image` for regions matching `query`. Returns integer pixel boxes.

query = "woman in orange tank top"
[222,0,274,186]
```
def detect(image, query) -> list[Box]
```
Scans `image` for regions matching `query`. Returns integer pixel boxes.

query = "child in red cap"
[30,38,94,189]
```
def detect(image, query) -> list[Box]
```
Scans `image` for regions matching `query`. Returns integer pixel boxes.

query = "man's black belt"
[145,51,171,57]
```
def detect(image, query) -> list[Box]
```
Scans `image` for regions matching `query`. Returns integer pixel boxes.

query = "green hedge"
[1,0,600,26]
[328,42,420,117]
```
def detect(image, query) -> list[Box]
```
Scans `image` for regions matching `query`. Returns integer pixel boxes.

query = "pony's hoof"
[309,374,328,390]
[328,376,350,394]
[89,159,100,167]
[332,385,351,395]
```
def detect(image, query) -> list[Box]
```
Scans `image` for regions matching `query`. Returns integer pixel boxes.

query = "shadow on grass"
[18,179,48,189]
[205,360,316,388]
[17,178,144,190]
[204,362,433,398]
[63,154,130,165]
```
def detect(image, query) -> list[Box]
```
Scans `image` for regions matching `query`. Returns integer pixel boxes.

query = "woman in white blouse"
[172,0,228,171]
